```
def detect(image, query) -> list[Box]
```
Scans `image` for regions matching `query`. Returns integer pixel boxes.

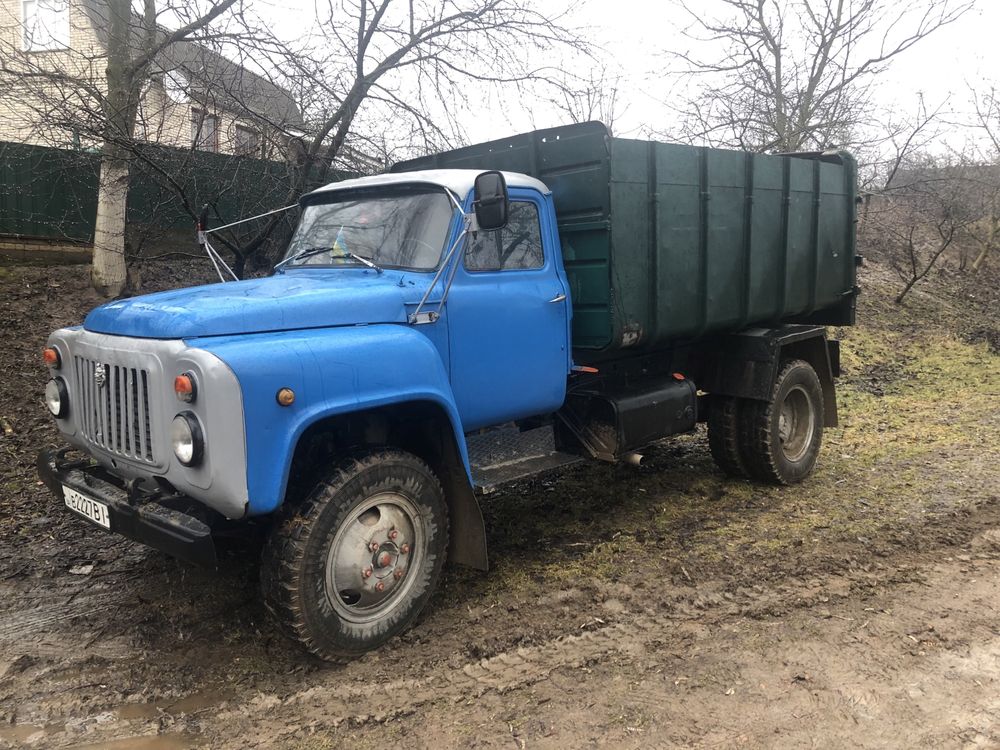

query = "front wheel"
[738,359,824,485]
[261,449,449,661]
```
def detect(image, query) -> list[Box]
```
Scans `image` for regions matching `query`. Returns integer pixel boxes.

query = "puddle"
[69,734,195,749]
[116,688,233,721]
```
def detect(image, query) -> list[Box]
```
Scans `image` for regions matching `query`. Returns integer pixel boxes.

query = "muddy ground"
[0,258,997,749]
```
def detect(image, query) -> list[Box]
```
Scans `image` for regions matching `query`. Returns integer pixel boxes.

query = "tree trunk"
[232,252,247,279]
[91,155,129,297]
[971,213,996,272]
[895,277,918,305]
[971,243,992,272]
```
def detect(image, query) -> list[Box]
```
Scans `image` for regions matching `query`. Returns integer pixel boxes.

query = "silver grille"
[73,356,155,464]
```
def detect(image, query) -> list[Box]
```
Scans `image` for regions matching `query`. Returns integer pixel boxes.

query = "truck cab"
[38,167,583,660]
[39,123,854,662]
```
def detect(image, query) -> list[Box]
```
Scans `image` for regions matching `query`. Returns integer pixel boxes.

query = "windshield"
[282,189,454,271]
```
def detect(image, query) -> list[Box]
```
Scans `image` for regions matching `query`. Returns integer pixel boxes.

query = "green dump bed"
[393,122,858,357]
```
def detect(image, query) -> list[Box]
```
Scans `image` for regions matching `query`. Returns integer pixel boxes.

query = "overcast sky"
[515,0,999,142]
[261,0,998,151]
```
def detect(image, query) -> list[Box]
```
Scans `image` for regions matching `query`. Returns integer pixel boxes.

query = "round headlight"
[170,412,204,466]
[45,378,68,418]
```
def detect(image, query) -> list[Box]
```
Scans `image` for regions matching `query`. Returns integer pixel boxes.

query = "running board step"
[466,425,581,495]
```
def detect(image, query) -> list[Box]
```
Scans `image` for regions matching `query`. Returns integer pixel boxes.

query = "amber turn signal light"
[174,373,196,403]
[43,347,61,368]
[276,387,295,406]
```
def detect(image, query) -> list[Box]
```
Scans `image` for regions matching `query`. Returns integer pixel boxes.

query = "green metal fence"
[0,141,341,244]
[0,142,98,241]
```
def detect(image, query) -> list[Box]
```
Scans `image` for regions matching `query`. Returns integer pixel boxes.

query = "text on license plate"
[63,486,111,529]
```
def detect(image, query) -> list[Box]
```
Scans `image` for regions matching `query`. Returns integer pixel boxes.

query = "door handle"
[549,293,567,303]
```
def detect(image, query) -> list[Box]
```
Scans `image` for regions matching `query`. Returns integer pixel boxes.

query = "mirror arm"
[409,212,472,325]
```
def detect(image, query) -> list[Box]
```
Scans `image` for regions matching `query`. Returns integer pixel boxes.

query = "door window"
[465,201,544,271]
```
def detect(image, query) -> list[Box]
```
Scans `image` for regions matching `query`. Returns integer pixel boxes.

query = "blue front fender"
[188,324,469,516]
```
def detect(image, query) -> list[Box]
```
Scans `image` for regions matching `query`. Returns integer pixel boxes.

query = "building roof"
[78,0,302,129]
[155,41,303,129]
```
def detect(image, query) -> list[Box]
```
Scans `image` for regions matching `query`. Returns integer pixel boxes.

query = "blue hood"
[84,270,412,339]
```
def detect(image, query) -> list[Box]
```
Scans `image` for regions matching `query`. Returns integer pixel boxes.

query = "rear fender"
[700,324,838,427]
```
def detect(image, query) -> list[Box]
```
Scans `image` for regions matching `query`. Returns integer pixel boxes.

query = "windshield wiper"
[274,246,329,269]
[274,246,383,273]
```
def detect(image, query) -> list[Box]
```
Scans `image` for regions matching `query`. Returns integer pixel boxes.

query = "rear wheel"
[738,359,824,485]
[261,449,448,661]
[708,396,748,478]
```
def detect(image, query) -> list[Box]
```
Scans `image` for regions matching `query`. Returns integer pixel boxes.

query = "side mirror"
[473,171,509,231]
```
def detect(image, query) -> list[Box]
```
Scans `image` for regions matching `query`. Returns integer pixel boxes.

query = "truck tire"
[738,359,824,485]
[260,449,449,662]
[707,396,748,478]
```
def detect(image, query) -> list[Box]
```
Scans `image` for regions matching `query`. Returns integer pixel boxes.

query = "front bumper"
[38,449,218,567]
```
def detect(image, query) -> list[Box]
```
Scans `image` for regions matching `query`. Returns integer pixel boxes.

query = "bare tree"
[0,0,252,294]
[855,94,947,244]
[547,65,626,134]
[193,0,590,273]
[667,0,972,152]
[879,153,979,303]
[968,85,1000,272]
[94,0,241,294]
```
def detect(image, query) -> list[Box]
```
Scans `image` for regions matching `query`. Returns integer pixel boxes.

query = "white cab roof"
[308,169,550,200]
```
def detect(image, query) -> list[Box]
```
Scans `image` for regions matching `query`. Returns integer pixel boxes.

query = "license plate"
[63,486,111,530]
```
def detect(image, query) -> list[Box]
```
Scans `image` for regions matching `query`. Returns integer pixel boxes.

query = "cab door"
[446,190,571,430]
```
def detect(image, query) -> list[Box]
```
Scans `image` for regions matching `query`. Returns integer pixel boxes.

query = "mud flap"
[439,462,488,571]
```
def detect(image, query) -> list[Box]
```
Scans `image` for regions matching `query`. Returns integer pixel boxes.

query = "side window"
[466,200,544,272]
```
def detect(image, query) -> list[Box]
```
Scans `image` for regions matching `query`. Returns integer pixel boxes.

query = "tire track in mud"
[0,582,115,645]
[220,542,1000,747]
[214,614,661,742]
[208,574,880,742]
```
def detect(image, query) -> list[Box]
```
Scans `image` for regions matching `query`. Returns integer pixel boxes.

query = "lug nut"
[389,529,398,540]
[362,566,372,579]
[369,541,379,552]
[394,568,405,580]
[375,581,385,592]
[400,544,410,555]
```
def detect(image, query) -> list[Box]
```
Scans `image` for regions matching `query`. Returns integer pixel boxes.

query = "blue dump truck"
[38,122,858,660]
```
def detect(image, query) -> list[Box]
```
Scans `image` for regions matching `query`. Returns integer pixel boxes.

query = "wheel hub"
[324,493,422,624]
[777,384,816,462]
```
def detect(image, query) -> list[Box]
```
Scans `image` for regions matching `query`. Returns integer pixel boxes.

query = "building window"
[234,125,260,157]
[191,109,219,152]
[465,201,545,271]
[22,0,69,52]
[164,70,190,104]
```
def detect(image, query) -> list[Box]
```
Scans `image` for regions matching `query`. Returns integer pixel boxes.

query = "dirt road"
[239,520,1000,748]
[2,486,999,749]
[0,260,997,748]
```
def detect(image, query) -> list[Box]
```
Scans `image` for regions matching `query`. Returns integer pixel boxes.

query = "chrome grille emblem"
[94,363,106,388]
